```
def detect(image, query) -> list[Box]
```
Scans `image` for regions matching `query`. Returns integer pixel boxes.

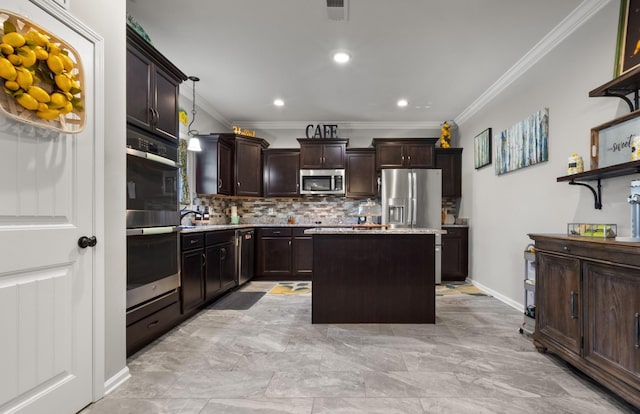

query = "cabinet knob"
[218,179,222,189]
[563,245,570,252]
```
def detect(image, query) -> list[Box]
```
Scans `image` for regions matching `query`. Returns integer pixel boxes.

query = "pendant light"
[187,75,202,151]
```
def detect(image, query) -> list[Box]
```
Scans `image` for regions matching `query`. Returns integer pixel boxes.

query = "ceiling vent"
[327,0,348,21]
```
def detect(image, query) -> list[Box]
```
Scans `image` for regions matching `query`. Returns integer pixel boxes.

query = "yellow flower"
[179,109,188,126]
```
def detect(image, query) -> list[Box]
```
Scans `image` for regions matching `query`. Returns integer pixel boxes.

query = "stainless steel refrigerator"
[381,169,442,284]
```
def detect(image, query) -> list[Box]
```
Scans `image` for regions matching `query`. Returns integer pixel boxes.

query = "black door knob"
[78,236,97,248]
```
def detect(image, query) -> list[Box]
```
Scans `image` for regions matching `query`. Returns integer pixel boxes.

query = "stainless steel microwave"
[300,169,345,195]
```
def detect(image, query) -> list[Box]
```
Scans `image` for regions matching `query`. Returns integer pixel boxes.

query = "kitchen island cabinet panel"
[311,232,436,323]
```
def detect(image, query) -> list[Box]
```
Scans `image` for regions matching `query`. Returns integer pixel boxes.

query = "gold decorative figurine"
[440,121,451,148]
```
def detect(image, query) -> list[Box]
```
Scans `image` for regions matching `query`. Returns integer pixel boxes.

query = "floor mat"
[436,283,489,296]
[268,282,311,295]
[209,291,266,310]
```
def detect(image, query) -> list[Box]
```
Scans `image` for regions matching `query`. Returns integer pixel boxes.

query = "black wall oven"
[126,128,180,309]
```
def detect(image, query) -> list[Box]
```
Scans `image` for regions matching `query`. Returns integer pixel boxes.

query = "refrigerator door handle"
[411,171,418,226]
[407,172,413,227]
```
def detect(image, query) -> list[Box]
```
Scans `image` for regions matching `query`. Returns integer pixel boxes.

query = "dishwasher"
[236,228,255,286]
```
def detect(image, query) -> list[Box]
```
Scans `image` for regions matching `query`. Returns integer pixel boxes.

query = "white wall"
[69,0,127,384]
[458,1,629,308]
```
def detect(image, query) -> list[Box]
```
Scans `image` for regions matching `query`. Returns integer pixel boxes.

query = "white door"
[0,2,100,413]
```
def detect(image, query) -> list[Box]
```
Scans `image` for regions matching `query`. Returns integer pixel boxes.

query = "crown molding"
[455,0,613,126]
[231,120,443,130]
[179,87,232,129]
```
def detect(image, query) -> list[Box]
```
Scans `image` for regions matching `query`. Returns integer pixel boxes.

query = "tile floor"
[81,282,639,414]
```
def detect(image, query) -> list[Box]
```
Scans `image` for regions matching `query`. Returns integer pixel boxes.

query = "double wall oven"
[126,128,180,309]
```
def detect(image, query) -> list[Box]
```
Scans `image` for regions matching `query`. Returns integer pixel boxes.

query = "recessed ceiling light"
[273,99,284,107]
[333,52,350,64]
[397,99,408,107]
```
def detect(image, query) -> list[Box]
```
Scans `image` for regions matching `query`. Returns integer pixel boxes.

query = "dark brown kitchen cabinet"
[196,134,269,196]
[346,148,377,197]
[235,137,266,196]
[292,228,313,277]
[256,228,292,278]
[441,226,468,282]
[297,139,348,169]
[529,234,640,409]
[256,227,312,279]
[126,26,187,141]
[435,148,462,198]
[205,231,236,301]
[372,138,437,169]
[180,233,205,314]
[263,149,300,197]
[126,290,180,356]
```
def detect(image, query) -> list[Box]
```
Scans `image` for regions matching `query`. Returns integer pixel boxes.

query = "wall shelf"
[557,160,640,209]
[589,66,640,112]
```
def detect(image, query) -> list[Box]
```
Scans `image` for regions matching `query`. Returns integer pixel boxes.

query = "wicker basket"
[0,10,85,134]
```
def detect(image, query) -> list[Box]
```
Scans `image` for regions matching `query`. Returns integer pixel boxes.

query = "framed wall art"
[474,128,492,169]
[495,108,549,175]
[614,0,640,76]
[590,109,640,169]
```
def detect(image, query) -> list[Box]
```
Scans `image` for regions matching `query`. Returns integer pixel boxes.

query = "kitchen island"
[306,227,445,324]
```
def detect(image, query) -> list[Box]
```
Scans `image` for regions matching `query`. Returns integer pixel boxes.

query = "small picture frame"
[474,128,492,169]
[614,0,640,76]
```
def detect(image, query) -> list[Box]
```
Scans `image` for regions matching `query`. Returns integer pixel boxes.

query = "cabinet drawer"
[260,228,293,237]
[293,227,311,237]
[181,233,204,250]
[442,226,466,238]
[206,230,235,246]
[126,299,180,355]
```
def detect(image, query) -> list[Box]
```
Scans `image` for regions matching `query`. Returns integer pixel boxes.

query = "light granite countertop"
[179,223,351,233]
[304,227,446,235]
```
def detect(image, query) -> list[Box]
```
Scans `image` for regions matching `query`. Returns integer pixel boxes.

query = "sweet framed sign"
[590,110,639,169]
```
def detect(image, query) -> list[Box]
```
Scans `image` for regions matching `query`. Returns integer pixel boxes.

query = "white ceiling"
[126,0,587,128]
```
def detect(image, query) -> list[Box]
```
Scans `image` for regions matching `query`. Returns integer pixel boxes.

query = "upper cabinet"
[263,149,300,197]
[196,134,269,197]
[346,148,377,197]
[372,138,437,169]
[435,148,462,198]
[126,26,187,141]
[297,139,348,169]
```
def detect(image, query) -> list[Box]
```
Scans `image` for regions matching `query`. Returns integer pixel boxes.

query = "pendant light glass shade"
[187,137,202,151]
[187,75,202,151]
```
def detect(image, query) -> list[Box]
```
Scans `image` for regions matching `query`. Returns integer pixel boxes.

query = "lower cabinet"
[205,231,237,300]
[256,227,312,279]
[530,234,640,409]
[181,232,205,313]
[441,226,468,282]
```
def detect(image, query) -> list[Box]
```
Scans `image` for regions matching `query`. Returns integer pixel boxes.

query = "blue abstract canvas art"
[495,108,549,175]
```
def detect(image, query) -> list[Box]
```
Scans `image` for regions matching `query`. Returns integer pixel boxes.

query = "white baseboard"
[103,366,131,395]
[469,279,523,313]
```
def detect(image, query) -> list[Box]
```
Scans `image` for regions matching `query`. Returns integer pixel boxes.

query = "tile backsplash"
[185,195,462,226]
